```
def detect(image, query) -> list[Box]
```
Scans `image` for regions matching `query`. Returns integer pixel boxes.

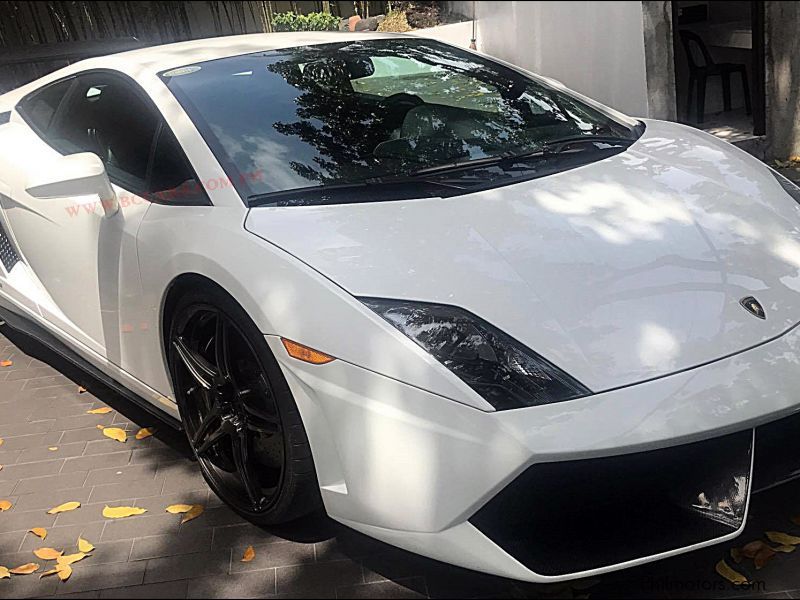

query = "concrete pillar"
[641,1,676,121]
[765,1,800,159]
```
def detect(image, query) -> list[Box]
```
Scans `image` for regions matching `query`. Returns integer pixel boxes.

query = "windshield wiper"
[407,148,547,178]
[398,135,635,178]
[247,178,461,207]
[542,134,636,156]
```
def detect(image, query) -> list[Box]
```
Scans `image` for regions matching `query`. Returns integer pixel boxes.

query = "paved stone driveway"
[1,327,800,599]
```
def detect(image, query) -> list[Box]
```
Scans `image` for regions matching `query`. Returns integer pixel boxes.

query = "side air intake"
[0,220,22,271]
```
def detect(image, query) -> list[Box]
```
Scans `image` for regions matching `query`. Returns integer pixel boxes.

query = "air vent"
[0,220,21,271]
[0,112,10,125]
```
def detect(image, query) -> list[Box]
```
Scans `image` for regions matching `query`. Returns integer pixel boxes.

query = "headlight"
[360,298,591,410]
[771,170,800,204]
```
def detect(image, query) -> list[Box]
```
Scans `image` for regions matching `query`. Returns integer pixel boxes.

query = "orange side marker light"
[281,339,335,365]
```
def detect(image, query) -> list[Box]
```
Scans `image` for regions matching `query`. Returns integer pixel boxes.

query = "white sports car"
[1,32,799,583]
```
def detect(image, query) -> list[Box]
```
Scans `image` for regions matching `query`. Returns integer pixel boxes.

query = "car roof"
[101,31,408,72]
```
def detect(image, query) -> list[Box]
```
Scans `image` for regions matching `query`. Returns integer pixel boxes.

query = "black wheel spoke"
[196,421,228,457]
[246,418,281,436]
[215,314,232,380]
[237,389,280,429]
[192,401,221,449]
[173,337,218,389]
[232,431,264,510]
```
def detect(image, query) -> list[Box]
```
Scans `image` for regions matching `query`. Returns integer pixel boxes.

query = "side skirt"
[0,305,182,431]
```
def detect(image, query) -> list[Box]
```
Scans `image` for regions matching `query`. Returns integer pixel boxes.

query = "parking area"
[1,327,800,599]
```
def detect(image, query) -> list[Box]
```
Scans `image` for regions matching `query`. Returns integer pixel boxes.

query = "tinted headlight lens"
[771,170,800,204]
[360,298,591,410]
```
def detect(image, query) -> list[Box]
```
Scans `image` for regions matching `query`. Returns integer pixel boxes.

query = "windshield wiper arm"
[408,149,547,178]
[402,137,633,178]
[542,135,636,156]
[247,178,460,207]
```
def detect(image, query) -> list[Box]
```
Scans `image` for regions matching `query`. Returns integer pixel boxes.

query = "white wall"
[407,21,476,49]
[447,1,650,117]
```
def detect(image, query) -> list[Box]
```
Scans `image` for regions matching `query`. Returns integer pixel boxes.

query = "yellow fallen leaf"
[165,504,194,515]
[0,360,12,367]
[48,447,58,452]
[78,386,87,394]
[754,546,776,570]
[29,528,47,541]
[102,506,147,519]
[77,537,94,553]
[180,504,204,524]
[33,548,62,561]
[96,425,105,430]
[87,407,112,415]
[57,564,72,582]
[135,427,155,440]
[0,438,4,446]
[9,563,39,575]
[742,540,771,558]
[241,546,255,562]
[766,531,800,546]
[102,427,127,443]
[57,552,87,566]
[716,559,748,585]
[0,500,11,512]
[774,544,796,553]
[47,502,81,515]
[0,566,8,579]
[40,563,72,581]
[0,465,3,471]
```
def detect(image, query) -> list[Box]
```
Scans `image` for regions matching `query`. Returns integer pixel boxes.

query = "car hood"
[245,120,800,393]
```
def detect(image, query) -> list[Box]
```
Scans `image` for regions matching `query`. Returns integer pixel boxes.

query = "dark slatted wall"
[0,1,389,92]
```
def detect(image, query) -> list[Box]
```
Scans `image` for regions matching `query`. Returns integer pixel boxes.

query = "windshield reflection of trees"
[265,40,618,188]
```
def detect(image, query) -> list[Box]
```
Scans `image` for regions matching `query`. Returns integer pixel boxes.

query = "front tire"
[167,287,322,525]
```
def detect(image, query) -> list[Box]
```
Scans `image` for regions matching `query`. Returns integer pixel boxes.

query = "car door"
[0,72,160,362]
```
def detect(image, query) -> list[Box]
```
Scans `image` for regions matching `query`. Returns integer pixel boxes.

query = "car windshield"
[160,38,641,205]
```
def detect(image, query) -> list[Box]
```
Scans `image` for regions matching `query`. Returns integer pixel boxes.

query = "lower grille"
[469,430,753,576]
[0,220,21,271]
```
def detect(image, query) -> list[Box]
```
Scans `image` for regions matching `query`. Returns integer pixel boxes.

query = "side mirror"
[26,153,119,218]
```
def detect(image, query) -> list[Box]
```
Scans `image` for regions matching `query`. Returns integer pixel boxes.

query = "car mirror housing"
[25,152,118,217]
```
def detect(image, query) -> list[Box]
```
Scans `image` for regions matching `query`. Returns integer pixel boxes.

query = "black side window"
[148,124,209,205]
[18,79,74,133]
[51,73,159,191]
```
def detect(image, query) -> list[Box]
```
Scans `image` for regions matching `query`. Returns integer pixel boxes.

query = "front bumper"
[267,324,800,583]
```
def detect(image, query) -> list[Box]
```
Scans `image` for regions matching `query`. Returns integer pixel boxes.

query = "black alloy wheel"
[168,287,321,524]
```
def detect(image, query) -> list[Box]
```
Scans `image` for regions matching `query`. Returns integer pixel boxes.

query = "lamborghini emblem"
[740,296,766,320]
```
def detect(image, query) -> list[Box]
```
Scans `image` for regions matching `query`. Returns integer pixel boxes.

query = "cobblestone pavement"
[0,327,799,599]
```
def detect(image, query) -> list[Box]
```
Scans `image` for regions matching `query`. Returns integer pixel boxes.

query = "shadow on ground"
[2,324,800,598]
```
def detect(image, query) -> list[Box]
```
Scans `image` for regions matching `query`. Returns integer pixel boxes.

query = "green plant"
[271,11,340,32]
[304,12,341,31]
[271,11,300,32]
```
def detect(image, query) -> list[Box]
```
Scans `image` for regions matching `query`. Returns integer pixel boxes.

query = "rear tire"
[166,286,322,525]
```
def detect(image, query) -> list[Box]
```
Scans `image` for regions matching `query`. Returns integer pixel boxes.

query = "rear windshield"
[160,38,640,205]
